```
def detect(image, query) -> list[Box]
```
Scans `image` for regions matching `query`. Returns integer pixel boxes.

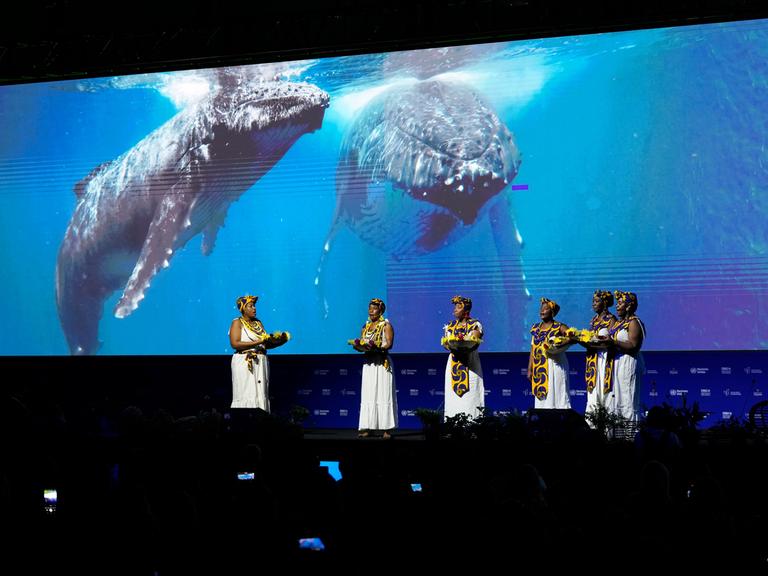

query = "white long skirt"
[585,350,616,416]
[614,352,643,422]
[444,351,485,419]
[359,360,398,430]
[231,353,270,411]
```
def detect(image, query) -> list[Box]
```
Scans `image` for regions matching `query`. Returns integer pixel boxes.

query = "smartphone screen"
[320,460,342,481]
[237,472,255,481]
[298,537,325,551]
[410,483,423,492]
[43,489,58,514]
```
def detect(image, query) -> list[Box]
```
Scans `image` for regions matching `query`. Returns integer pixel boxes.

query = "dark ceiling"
[1,0,767,84]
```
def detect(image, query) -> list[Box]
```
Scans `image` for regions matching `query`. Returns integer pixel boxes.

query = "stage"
[5,350,765,429]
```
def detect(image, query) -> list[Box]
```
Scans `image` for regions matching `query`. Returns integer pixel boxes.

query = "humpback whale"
[315,78,522,313]
[56,73,329,354]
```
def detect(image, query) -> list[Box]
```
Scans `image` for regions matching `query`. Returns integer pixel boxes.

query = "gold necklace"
[362,317,385,344]
[240,316,265,336]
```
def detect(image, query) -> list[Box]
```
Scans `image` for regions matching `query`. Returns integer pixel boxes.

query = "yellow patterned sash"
[239,317,267,373]
[446,319,481,397]
[585,313,615,394]
[530,321,562,400]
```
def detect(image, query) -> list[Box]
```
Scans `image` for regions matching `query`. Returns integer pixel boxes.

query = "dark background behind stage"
[3,0,768,84]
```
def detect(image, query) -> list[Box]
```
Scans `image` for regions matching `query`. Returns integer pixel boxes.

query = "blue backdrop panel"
[270,350,767,429]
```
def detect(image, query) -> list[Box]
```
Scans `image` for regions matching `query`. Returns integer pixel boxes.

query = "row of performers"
[228,290,645,437]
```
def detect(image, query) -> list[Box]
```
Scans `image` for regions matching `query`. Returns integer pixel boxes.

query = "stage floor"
[303,428,426,441]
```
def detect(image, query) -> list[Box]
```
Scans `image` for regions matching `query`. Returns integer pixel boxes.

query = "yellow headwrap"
[614,291,638,310]
[451,295,473,311]
[236,294,258,312]
[369,297,386,313]
[540,297,560,317]
[594,290,614,307]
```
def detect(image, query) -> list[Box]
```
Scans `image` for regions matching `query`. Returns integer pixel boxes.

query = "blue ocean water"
[0,19,766,355]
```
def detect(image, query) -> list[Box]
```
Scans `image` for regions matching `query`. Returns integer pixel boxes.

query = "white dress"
[230,323,270,411]
[613,320,645,422]
[444,319,485,419]
[530,322,571,410]
[358,319,398,430]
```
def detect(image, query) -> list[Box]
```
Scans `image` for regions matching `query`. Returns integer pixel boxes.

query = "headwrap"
[236,294,258,312]
[369,297,386,313]
[540,297,560,317]
[614,291,638,311]
[451,295,473,312]
[593,290,614,307]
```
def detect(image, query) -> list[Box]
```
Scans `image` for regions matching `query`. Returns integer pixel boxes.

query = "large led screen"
[1,19,766,354]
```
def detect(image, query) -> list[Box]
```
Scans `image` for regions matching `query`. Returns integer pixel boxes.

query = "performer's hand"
[526,368,532,381]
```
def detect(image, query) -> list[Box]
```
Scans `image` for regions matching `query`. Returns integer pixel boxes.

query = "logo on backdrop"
[313,369,330,376]
[493,368,511,376]
[427,368,438,376]
[689,367,708,375]
[409,389,419,396]
[721,367,731,375]
[400,369,418,375]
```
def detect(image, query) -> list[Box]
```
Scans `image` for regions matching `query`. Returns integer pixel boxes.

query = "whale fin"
[114,191,194,318]
[489,193,530,348]
[201,208,227,256]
